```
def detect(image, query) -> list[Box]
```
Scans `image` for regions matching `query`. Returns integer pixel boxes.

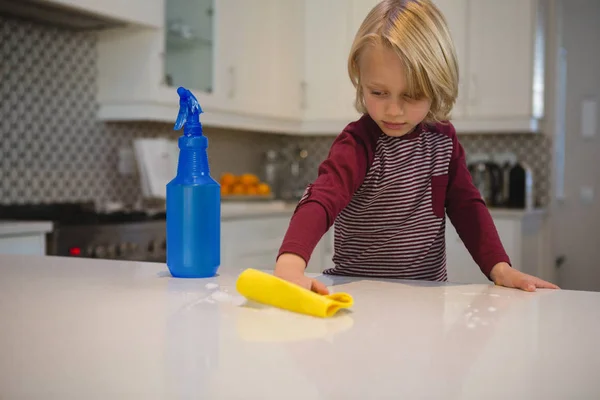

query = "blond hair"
[348,0,459,123]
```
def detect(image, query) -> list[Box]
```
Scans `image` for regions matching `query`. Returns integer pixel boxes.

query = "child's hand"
[274,253,330,295]
[490,262,560,292]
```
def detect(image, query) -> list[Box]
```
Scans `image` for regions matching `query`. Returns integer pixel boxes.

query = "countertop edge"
[0,221,54,236]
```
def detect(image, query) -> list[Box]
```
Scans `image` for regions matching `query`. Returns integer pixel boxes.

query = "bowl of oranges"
[220,173,273,200]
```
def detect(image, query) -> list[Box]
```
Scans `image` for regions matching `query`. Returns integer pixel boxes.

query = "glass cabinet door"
[164,0,214,93]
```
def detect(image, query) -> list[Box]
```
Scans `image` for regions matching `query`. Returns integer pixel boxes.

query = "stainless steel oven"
[0,202,167,262]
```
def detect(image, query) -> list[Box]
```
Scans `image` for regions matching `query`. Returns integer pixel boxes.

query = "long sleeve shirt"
[278,114,510,281]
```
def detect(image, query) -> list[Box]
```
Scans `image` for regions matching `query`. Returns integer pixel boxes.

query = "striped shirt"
[278,114,510,281]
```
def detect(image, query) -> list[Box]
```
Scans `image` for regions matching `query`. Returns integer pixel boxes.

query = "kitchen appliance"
[0,202,167,262]
[468,161,492,205]
[508,161,534,209]
[280,146,310,201]
[262,149,282,198]
[468,160,506,207]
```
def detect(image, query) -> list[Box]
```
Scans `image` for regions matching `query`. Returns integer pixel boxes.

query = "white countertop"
[1,254,597,399]
[221,200,295,220]
[220,200,545,220]
[0,220,53,236]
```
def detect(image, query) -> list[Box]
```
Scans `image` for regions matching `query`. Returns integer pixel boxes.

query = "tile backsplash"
[0,15,551,208]
[285,133,552,207]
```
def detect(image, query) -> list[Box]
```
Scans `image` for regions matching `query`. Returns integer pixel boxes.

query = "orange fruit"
[220,185,231,196]
[231,184,245,195]
[257,183,271,195]
[220,173,237,186]
[239,173,259,186]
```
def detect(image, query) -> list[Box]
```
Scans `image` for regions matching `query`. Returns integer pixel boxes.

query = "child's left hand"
[490,262,560,292]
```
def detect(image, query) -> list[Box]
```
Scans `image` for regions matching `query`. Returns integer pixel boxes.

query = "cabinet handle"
[300,81,307,110]
[228,66,236,99]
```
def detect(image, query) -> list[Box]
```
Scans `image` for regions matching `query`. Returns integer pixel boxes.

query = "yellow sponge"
[235,268,353,318]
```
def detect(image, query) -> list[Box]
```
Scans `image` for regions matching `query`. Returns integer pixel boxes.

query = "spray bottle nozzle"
[174,87,203,137]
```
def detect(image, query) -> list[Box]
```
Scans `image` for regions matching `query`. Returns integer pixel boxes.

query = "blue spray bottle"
[166,87,220,278]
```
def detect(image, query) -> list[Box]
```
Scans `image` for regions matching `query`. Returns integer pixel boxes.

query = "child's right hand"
[274,253,330,295]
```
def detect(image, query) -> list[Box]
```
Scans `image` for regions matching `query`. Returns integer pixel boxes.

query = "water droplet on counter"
[205,283,219,290]
[467,323,476,329]
[211,291,232,302]
[488,306,497,312]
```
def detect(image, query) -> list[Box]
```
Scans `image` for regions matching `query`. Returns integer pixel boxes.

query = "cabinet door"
[0,234,46,256]
[445,220,489,284]
[431,0,468,119]
[221,216,291,272]
[466,0,538,118]
[268,1,305,120]
[492,219,521,270]
[165,0,214,93]
[213,0,245,109]
[304,0,358,124]
[231,0,277,115]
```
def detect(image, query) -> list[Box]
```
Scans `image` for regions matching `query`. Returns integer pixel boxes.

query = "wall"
[551,0,600,291]
[1,14,551,210]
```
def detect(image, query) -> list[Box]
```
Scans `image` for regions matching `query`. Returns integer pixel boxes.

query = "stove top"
[0,202,166,226]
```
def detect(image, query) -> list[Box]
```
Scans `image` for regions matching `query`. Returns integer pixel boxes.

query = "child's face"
[359,44,432,137]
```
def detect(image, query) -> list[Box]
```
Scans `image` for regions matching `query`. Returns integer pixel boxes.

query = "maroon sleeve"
[442,123,511,279]
[277,117,377,265]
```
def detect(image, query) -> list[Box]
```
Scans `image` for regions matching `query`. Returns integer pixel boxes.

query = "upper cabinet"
[96,0,547,135]
[431,0,469,120]
[434,0,545,132]
[462,0,545,132]
[97,0,304,133]
[164,0,213,93]
[41,0,164,28]
[302,0,358,133]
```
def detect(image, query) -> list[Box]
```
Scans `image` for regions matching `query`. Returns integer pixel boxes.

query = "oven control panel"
[54,221,168,263]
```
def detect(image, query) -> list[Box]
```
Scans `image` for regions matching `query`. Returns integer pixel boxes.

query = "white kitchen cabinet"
[431,0,468,120]
[445,210,547,284]
[0,222,53,256]
[97,0,546,135]
[432,0,545,133]
[41,0,164,28]
[462,0,545,132]
[301,0,359,134]
[220,213,334,275]
[98,0,304,133]
[229,0,305,121]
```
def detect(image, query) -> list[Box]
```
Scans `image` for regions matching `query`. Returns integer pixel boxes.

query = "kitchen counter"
[221,200,547,220]
[1,254,598,399]
[221,199,296,220]
[0,220,53,236]
[486,207,547,219]
[219,200,546,221]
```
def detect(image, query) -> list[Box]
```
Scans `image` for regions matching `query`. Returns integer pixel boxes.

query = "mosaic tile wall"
[0,14,551,208]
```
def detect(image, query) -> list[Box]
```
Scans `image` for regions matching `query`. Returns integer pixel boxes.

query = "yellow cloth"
[235,268,353,318]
